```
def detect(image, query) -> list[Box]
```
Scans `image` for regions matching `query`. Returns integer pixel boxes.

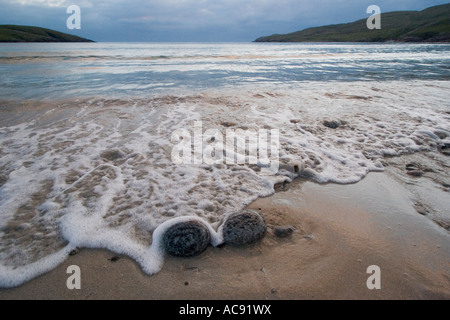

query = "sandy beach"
[1,166,448,300]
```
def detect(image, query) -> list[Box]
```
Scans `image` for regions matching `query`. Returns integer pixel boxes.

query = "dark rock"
[163,221,211,257]
[290,119,301,124]
[274,226,295,238]
[109,256,120,262]
[223,210,267,246]
[323,120,341,129]
[407,170,424,177]
[69,248,80,256]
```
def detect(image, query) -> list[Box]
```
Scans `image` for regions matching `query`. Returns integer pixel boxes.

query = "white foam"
[0,245,75,288]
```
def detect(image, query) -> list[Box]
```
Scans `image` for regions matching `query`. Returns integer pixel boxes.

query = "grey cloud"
[1,0,448,41]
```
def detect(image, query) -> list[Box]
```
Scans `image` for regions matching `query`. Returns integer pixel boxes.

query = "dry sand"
[0,170,449,300]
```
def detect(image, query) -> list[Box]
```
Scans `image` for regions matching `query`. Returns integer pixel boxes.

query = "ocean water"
[0,43,449,287]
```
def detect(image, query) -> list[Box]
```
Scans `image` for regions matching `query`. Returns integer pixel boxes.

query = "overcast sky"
[1,0,448,42]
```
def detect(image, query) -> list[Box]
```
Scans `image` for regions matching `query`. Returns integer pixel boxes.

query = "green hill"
[255,4,450,42]
[0,25,94,42]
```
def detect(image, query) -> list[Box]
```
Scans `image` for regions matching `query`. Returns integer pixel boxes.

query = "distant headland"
[0,25,94,43]
[255,3,450,43]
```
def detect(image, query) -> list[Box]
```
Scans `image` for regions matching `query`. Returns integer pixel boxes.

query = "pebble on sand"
[222,210,267,246]
[273,226,295,238]
[163,221,211,257]
[69,248,80,256]
[323,120,341,129]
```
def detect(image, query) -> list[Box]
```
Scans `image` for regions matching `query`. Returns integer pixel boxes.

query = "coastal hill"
[0,25,94,42]
[255,4,450,43]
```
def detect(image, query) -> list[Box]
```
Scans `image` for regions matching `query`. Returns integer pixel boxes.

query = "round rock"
[163,221,211,257]
[223,210,267,246]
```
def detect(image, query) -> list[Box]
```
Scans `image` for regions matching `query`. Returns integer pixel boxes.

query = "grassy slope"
[255,4,450,42]
[0,25,94,42]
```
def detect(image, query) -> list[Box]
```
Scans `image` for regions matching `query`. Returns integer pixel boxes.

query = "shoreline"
[1,169,448,300]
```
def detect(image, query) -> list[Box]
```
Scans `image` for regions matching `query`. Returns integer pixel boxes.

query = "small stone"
[184,281,189,286]
[109,256,120,262]
[69,248,80,256]
[163,221,211,257]
[274,226,295,238]
[407,170,423,177]
[290,119,301,124]
[323,120,341,129]
[223,210,267,246]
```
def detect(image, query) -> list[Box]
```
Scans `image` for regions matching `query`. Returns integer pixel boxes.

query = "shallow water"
[1,42,449,99]
[0,43,449,287]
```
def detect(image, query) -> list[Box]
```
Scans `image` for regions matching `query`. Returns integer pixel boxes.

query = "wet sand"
[0,169,448,300]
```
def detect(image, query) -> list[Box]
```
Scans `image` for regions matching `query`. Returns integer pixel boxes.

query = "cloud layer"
[1,0,448,41]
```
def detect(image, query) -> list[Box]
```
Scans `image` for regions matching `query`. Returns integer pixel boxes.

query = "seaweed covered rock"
[163,221,211,257]
[223,210,267,246]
